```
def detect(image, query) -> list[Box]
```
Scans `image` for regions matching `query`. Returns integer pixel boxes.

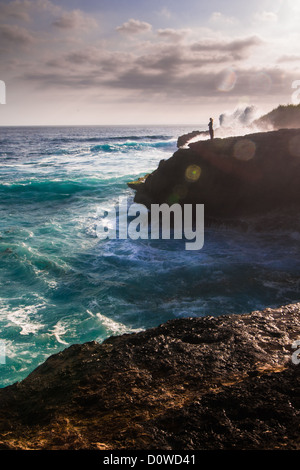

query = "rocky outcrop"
[0,303,299,450]
[177,130,208,148]
[131,128,300,219]
[254,104,300,130]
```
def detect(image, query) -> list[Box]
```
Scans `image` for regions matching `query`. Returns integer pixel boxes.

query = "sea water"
[0,125,300,387]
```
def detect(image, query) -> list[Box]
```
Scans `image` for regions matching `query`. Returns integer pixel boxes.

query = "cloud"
[19,30,277,102]
[7,5,290,109]
[0,0,61,22]
[46,47,134,77]
[0,0,96,31]
[116,18,152,35]
[101,65,293,100]
[277,54,300,63]
[52,9,97,30]
[23,38,296,104]
[157,28,189,42]
[254,11,278,22]
[191,36,263,60]
[156,7,172,19]
[133,42,239,74]
[0,0,32,22]
[209,12,238,25]
[0,23,36,46]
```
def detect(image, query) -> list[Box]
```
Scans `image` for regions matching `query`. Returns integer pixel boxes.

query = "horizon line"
[0,123,207,128]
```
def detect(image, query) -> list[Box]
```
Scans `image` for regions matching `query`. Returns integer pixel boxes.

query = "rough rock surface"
[0,303,299,450]
[254,103,300,130]
[132,129,300,218]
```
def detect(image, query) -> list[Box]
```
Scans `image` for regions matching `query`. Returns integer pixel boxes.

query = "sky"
[0,0,300,125]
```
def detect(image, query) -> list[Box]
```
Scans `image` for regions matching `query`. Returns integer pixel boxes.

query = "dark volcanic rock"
[132,129,300,218]
[0,303,299,450]
[254,103,300,130]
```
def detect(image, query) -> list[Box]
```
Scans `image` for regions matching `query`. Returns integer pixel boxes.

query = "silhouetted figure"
[208,118,214,140]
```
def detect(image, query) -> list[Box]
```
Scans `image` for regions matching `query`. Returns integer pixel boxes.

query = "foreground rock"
[0,303,299,450]
[132,128,300,219]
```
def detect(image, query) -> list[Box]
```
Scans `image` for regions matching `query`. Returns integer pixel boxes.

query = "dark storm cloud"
[116,18,152,35]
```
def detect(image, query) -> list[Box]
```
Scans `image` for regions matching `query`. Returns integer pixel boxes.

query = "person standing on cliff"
[208,118,214,140]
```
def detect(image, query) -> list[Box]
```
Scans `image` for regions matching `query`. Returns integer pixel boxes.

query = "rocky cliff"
[0,303,299,450]
[175,104,300,148]
[131,128,300,220]
[254,104,300,130]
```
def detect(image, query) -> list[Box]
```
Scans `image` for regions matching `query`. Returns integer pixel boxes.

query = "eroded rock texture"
[0,303,299,450]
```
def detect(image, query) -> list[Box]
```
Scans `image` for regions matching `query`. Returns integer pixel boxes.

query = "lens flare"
[233,139,256,161]
[185,165,201,182]
[218,68,237,92]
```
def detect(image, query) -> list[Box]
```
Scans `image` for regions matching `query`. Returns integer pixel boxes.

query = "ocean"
[0,125,300,387]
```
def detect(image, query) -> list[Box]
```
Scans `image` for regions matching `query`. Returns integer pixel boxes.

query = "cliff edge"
[131,128,300,219]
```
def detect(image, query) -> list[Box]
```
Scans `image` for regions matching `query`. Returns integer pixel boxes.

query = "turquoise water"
[0,125,300,387]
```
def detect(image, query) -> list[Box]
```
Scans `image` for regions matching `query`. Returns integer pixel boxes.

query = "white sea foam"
[94,311,143,339]
[49,321,69,345]
[3,303,46,336]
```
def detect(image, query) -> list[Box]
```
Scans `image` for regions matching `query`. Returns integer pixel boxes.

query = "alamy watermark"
[291,340,300,365]
[96,197,204,251]
[0,80,6,105]
[0,340,6,365]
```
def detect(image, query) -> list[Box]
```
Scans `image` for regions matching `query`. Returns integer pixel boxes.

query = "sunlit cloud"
[52,10,98,30]
[190,36,263,60]
[1,0,300,125]
[0,0,32,22]
[209,11,238,25]
[277,54,300,63]
[156,7,172,19]
[0,0,61,23]
[157,28,190,42]
[116,18,152,35]
[254,11,278,23]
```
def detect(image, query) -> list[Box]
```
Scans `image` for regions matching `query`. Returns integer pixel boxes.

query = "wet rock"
[0,303,299,449]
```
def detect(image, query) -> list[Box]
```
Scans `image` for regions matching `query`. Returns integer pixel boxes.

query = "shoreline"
[0,127,299,450]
